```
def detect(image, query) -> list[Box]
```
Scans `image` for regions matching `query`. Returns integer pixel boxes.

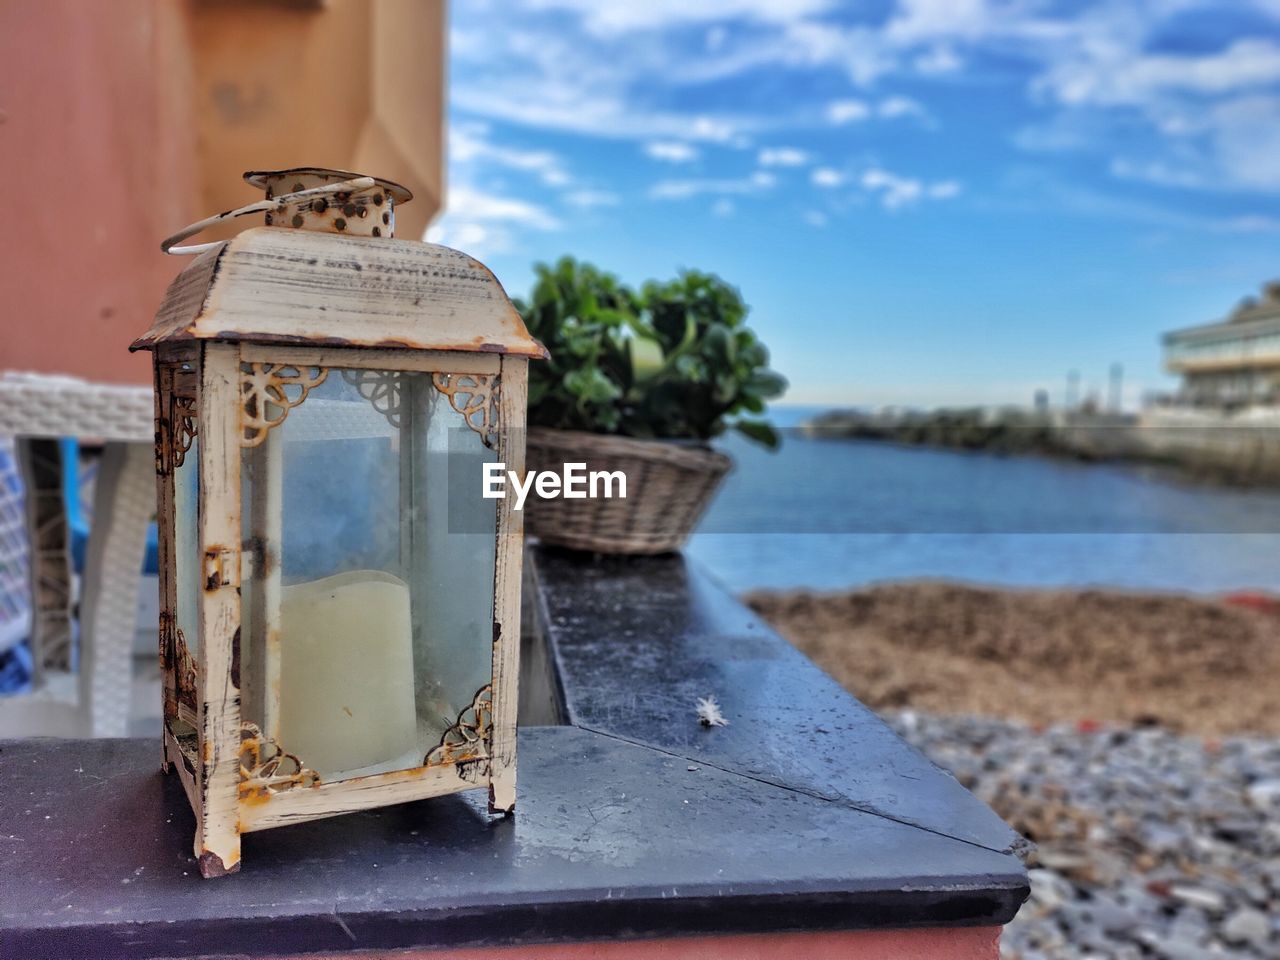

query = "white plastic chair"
[0,372,154,737]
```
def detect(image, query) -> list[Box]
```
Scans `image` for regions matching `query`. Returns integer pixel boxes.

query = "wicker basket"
[522,428,732,555]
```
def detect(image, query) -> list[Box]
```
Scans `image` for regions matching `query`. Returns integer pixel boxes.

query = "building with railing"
[1164,282,1280,405]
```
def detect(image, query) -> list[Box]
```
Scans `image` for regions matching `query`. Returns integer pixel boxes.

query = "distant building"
[1164,282,1280,404]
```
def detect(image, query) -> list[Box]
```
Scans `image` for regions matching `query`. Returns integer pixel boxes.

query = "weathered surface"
[0,730,1026,959]
[0,549,1027,957]
[130,228,547,358]
[531,547,1028,857]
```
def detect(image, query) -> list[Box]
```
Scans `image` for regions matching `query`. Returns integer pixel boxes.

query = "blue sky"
[429,0,1280,408]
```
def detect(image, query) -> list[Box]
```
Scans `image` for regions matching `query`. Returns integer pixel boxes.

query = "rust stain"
[237,785,274,807]
[204,547,223,591]
[197,850,239,879]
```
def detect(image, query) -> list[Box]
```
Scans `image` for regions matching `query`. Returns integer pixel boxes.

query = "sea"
[687,406,1280,594]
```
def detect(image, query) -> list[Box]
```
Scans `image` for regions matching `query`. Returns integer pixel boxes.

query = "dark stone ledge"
[0,547,1028,959]
[528,546,1029,857]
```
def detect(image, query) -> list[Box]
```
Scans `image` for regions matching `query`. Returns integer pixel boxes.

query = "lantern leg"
[243,418,283,741]
[195,344,244,878]
[488,358,526,815]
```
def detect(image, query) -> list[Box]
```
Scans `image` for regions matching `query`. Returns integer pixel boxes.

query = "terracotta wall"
[0,0,444,386]
[0,0,198,384]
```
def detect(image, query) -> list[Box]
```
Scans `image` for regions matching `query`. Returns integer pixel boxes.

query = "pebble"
[1245,778,1280,809]
[1222,907,1270,948]
[888,712,1280,959]
[1170,885,1226,913]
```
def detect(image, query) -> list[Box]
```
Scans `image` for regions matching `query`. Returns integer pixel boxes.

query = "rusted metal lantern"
[131,168,546,877]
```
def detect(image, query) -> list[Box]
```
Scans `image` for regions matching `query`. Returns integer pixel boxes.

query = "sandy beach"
[747,582,1280,736]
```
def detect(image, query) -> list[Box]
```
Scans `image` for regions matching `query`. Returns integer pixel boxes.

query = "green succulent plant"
[515,256,787,448]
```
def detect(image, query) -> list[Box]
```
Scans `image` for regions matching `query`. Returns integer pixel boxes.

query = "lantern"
[131,168,546,877]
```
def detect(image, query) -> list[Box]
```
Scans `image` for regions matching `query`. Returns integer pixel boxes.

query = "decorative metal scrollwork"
[160,612,199,717]
[157,389,198,477]
[240,362,328,447]
[425,685,493,766]
[171,394,198,470]
[340,369,402,427]
[239,724,320,795]
[431,373,499,447]
[174,625,198,712]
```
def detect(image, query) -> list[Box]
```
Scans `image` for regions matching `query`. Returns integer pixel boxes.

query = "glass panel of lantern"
[238,369,498,781]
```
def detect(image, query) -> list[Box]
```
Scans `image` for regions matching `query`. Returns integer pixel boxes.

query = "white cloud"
[565,189,621,208]
[650,170,776,199]
[780,21,896,86]
[811,167,845,188]
[878,95,926,119]
[812,167,849,189]
[758,146,810,167]
[645,141,701,163]
[427,220,494,252]
[690,116,739,142]
[712,198,736,217]
[451,23,751,144]
[428,184,561,255]
[914,44,963,75]
[1213,214,1280,234]
[1110,159,1209,191]
[455,80,748,143]
[1002,168,1280,234]
[451,124,572,187]
[451,0,1280,211]
[442,185,561,229]
[1039,38,1280,108]
[859,168,960,208]
[804,209,828,227]
[861,168,923,208]
[886,0,997,45]
[1202,94,1280,191]
[527,0,836,36]
[1033,91,1280,195]
[826,98,871,125]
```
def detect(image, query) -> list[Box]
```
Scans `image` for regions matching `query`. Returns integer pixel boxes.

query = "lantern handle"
[161,177,377,255]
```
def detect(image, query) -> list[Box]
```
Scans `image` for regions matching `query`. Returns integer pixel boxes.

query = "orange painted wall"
[283,926,1003,960]
[0,0,197,385]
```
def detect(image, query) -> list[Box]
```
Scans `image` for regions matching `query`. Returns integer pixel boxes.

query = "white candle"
[277,569,418,778]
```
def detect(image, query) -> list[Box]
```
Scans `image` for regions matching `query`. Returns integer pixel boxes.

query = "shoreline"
[803,406,1280,487]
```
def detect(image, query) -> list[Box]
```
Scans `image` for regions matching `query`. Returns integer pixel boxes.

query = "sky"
[428,0,1280,409]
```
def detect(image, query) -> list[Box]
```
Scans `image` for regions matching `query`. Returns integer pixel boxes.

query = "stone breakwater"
[891,712,1280,960]
[803,406,1280,485]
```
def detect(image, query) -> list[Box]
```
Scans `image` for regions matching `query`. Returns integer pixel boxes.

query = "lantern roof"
[130,227,547,358]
